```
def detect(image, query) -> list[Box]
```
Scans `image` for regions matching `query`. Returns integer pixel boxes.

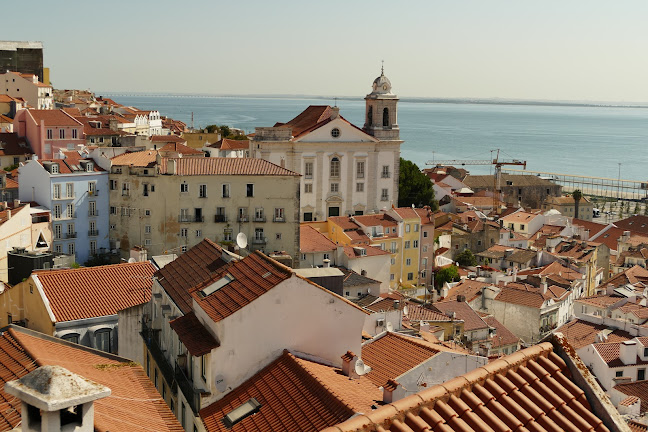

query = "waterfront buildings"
[252,71,402,221]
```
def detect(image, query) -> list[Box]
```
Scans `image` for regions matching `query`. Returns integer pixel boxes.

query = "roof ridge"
[34,260,152,276]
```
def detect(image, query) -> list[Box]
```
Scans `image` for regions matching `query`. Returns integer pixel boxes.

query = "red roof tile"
[159,142,202,155]
[200,350,381,432]
[432,300,490,331]
[442,280,491,303]
[159,157,300,176]
[151,135,186,143]
[300,225,337,253]
[594,342,648,367]
[353,214,398,229]
[342,244,390,258]
[615,380,648,413]
[26,109,83,127]
[555,319,633,350]
[169,312,219,356]
[34,262,155,322]
[217,138,250,150]
[615,215,648,236]
[605,265,648,289]
[483,315,520,348]
[111,150,158,167]
[0,132,33,156]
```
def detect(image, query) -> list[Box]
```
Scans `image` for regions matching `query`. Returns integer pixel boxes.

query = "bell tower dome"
[364,66,400,140]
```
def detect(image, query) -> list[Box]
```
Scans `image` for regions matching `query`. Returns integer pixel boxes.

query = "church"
[251,69,403,221]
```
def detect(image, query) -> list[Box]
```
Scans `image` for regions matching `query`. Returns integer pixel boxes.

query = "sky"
[5,1,648,102]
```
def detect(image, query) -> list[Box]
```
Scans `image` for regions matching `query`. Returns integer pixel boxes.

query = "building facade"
[0,71,52,109]
[14,109,85,159]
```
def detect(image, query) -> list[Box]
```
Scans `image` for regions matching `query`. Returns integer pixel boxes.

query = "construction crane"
[427,150,527,215]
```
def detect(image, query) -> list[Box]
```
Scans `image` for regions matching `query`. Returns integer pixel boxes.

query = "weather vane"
[381,60,384,74]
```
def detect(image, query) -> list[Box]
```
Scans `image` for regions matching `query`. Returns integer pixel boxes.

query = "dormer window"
[86,162,93,172]
[51,164,59,174]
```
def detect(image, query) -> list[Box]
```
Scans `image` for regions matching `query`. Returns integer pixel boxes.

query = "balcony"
[237,215,249,223]
[253,215,266,223]
[88,190,99,197]
[88,230,99,237]
[178,215,204,223]
[65,232,77,239]
[253,237,267,245]
[175,362,201,415]
[214,214,228,223]
[140,322,176,396]
[88,211,99,217]
[52,194,75,200]
[273,217,285,223]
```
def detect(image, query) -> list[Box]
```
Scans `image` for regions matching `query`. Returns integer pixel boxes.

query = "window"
[390,274,395,281]
[356,161,365,178]
[406,258,412,266]
[54,244,62,253]
[406,224,410,233]
[145,239,152,246]
[110,180,117,190]
[181,404,186,430]
[181,245,188,253]
[88,181,96,196]
[391,258,396,265]
[644,348,648,357]
[223,229,233,241]
[59,129,65,139]
[383,108,389,126]
[201,355,207,381]
[639,368,646,381]
[110,224,116,230]
[381,165,390,178]
[616,370,624,378]
[145,225,151,234]
[414,224,419,232]
[423,245,428,252]
[66,203,74,218]
[180,183,188,193]
[246,184,254,197]
[66,183,74,198]
[305,183,313,193]
[276,233,282,240]
[67,242,75,256]
[54,224,62,240]
[303,212,313,222]
[144,209,151,216]
[323,253,330,260]
[89,201,97,217]
[423,231,428,238]
[47,129,53,139]
[72,128,77,139]
[110,206,116,215]
[381,189,389,201]
[199,184,207,198]
[122,182,130,196]
[53,184,61,199]
[331,127,340,138]
[274,208,285,222]
[304,162,313,179]
[330,157,340,178]
[194,229,201,238]
[255,228,264,241]
[238,207,248,221]
[6,313,11,325]
[391,241,397,252]
[85,162,93,172]
[180,228,188,237]
[407,272,414,281]
[61,333,79,344]
[254,207,264,222]
[331,183,339,193]
[404,241,411,249]
[67,223,75,237]
[356,183,364,192]
[90,240,97,255]
[413,240,419,248]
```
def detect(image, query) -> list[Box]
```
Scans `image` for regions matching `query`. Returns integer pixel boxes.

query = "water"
[102,94,648,180]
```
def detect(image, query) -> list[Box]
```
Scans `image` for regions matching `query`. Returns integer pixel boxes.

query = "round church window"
[331,128,341,138]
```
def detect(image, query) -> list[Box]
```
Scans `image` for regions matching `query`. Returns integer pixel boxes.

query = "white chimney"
[330,106,340,119]
[382,379,407,403]
[323,258,330,268]
[620,340,638,365]
[341,351,362,379]
[540,276,548,295]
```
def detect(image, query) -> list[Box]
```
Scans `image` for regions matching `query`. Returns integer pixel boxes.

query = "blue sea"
[101,94,648,181]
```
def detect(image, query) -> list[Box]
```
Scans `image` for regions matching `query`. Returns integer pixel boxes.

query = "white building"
[0,71,53,109]
[252,70,402,221]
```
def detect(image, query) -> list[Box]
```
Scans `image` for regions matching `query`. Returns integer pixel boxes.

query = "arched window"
[330,157,340,178]
[367,106,373,125]
[383,108,389,127]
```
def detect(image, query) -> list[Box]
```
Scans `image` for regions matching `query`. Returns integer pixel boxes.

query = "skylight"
[223,398,261,428]
[200,273,235,297]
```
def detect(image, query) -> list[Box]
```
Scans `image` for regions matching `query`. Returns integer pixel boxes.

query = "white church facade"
[251,70,403,221]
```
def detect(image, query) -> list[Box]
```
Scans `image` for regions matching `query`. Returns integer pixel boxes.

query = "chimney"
[540,275,548,295]
[4,365,111,432]
[13,199,20,208]
[512,266,518,283]
[323,258,330,268]
[382,379,407,404]
[620,340,638,365]
[330,106,340,120]
[6,209,10,220]
[341,351,367,379]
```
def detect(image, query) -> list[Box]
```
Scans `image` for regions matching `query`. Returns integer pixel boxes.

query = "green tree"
[219,125,232,138]
[455,249,477,267]
[572,189,582,219]
[644,203,648,216]
[634,202,640,215]
[205,124,219,133]
[435,265,460,288]
[398,158,437,209]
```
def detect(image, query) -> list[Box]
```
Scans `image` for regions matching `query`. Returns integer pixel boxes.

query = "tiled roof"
[594,342,648,367]
[629,420,648,432]
[605,265,648,288]
[219,138,250,150]
[151,135,186,143]
[328,216,362,231]
[404,304,453,322]
[300,224,337,253]
[192,251,292,323]
[571,218,610,237]
[159,157,300,176]
[27,109,82,127]
[517,261,583,282]
[432,300,490,331]
[0,326,183,432]
[545,195,591,205]
[615,215,648,236]
[615,380,648,413]
[200,350,381,432]
[111,150,158,167]
[575,295,626,308]
[494,286,549,309]
[324,342,610,432]
[36,152,105,175]
[274,105,333,138]
[155,238,228,314]
[342,244,390,258]
[501,211,542,223]
[615,303,648,320]
[159,142,202,155]
[556,319,633,350]
[443,280,491,303]
[483,315,520,348]
[337,267,381,287]
[619,395,639,406]
[34,262,155,322]
[392,207,420,220]
[169,312,219,356]
[353,214,398,229]
[0,132,33,156]
[361,332,441,387]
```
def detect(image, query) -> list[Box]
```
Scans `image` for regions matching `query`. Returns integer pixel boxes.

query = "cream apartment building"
[106,151,301,266]
[251,70,402,221]
[0,71,52,109]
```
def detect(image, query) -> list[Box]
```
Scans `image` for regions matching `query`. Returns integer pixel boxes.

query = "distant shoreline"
[96,92,648,109]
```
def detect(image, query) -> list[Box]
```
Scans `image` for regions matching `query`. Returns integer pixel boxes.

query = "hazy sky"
[5,1,648,102]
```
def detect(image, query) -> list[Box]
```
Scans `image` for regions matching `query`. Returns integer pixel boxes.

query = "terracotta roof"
[324,342,609,432]
[219,138,250,150]
[0,326,183,432]
[442,280,491,303]
[155,238,228,314]
[629,420,648,432]
[605,265,648,289]
[619,395,639,406]
[111,150,158,167]
[555,319,633,350]
[615,380,648,413]
[34,262,155,322]
[271,105,366,140]
[432,300,489,331]
[337,267,381,287]
[592,226,627,252]
[392,207,420,220]
[26,109,82,127]
[361,332,441,387]
[615,303,648,320]
[483,315,520,348]
[594,341,648,368]
[0,133,33,156]
[501,211,542,223]
[328,216,362,231]
[571,219,610,238]
[200,350,381,432]
[352,214,398,229]
[169,312,219,356]
[342,244,390,258]
[159,142,202,155]
[35,152,104,175]
[404,304,454,322]
[300,224,337,253]
[494,286,550,309]
[0,114,12,123]
[151,135,186,143]
[576,295,626,308]
[517,261,583,282]
[159,157,299,176]
[192,251,292,323]
[545,195,592,205]
[615,215,648,236]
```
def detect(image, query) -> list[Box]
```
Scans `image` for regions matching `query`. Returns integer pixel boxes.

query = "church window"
[367,106,373,125]
[331,128,340,138]
[383,108,389,126]
[330,157,340,178]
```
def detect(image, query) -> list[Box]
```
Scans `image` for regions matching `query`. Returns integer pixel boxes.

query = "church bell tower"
[364,66,400,140]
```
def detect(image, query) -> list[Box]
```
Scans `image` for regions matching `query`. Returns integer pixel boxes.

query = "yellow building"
[182,131,222,149]
[388,207,423,287]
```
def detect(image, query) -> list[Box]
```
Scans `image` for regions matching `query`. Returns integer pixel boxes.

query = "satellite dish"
[215,374,226,393]
[403,305,409,316]
[236,232,248,249]
[386,322,394,332]
[355,358,367,376]
[128,258,136,263]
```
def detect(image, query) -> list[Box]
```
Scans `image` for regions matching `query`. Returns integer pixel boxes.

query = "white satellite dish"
[403,305,409,316]
[354,358,367,376]
[215,374,226,393]
[128,258,136,263]
[236,232,248,249]
[386,322,394,332]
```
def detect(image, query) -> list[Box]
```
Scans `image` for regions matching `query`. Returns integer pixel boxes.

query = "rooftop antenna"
[191,111,194,130]
[333,97,338,107]
[381,60,384,75]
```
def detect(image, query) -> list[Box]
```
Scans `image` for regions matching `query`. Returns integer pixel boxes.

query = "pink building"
[14,109,85,159]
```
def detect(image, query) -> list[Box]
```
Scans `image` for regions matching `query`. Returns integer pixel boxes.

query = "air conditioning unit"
[376,318,385,327]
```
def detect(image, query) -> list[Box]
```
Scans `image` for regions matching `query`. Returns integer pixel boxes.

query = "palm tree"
[573,190,582,219]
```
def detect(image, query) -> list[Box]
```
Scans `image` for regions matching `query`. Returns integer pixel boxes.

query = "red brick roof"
[442,280,491,303]
[517,261,583,282]
[27,109,82,127]
[605,265,648,288]
[483,315,520,348]
[155,238,228,314]
[192,251,292,323]
[615,380,648,413]
[353,214,398,228]
[404,304,453,322]
[328,216,361,231]
[151,135,186,143]
[432,300,490,331]
[615,215,648,236]
[342,244,390,258]
[159,157,300,176]
[0,326,183,432]
[111,150,158,167]
[300,224,337,253]
[594,341,648,367]
[159,142,202,155]
[34,262,155,322]
[217,138,250,150]
[555,319,633,350]
[200,350,381,432]
[169,312,219,356]
[361,332,441,387]
[0,132,33,156]
[325,342,609,432]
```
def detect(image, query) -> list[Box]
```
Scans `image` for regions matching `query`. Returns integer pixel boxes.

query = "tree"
[572,189,582,219]
[435,265,460,288]
[205,124,219,133]
[219,125,232,138]
[455,249,477,267]
[398,158,437,209]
